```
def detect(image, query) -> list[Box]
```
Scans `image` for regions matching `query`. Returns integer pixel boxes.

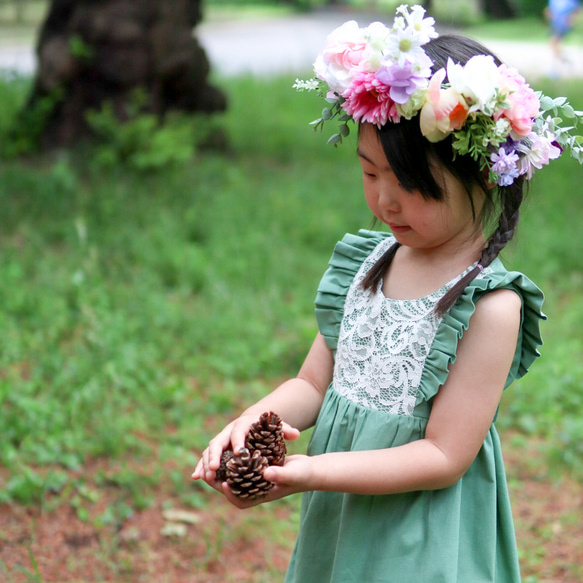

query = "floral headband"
[294,4,583,186]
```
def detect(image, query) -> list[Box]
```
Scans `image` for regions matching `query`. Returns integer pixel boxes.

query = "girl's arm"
[192,332,333,483]
[264,288,522,497]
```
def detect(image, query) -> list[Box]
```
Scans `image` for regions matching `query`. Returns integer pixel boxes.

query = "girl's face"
[358,123,484,253]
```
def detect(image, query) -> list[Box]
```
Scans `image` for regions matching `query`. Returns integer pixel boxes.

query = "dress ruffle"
[314,230,546,406]
[417,262,546,404]
[315,229,391,352]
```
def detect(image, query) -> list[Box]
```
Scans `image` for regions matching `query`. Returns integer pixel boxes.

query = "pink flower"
[517,131,561,178]
[495,65,540,138]
[314,21,368,95]
[342,71,400,127]
[419,68,469,142]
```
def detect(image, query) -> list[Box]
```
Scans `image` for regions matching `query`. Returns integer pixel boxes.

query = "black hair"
[360,34,526,316]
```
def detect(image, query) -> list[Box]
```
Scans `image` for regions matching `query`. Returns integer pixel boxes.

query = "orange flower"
[419,68,469,142]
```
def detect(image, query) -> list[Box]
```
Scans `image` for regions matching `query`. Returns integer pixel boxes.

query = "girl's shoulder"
[314,230,392,352]
[418,256,546,404]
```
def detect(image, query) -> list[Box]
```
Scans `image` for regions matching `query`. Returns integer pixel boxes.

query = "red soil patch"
[1,438,581,582]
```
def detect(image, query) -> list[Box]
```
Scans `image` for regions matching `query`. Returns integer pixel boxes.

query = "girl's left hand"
[219,454,314,510]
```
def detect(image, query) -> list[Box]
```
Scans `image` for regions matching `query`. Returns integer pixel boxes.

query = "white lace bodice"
[333,236,489,416]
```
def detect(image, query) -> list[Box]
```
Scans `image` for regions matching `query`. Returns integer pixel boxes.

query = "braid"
[479,185,523,269]
[435,180,525,316]
[361,241,401,292]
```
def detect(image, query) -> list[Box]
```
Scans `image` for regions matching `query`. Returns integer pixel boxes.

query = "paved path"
[2,11,583,80]
[196,12,583,80]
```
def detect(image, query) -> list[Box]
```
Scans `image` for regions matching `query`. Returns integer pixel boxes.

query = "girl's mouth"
[388,223,411,234]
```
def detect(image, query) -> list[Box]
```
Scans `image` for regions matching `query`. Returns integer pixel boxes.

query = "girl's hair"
[360,34,526,316]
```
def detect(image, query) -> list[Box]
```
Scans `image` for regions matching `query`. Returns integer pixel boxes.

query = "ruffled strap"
[315,230,392,353]
[417,258,546,406]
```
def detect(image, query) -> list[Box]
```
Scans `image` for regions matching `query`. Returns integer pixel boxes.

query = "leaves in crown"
[321,107,333,120]
[328,133,343,146]
[339,123,350,137]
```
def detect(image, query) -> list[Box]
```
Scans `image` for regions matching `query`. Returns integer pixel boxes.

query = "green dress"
[285,230,545,583]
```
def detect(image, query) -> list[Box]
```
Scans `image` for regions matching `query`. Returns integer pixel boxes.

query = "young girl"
[193,6,582,581]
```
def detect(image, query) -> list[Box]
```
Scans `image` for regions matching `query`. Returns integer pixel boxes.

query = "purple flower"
[490,146,520,186]
[375,60,431,105]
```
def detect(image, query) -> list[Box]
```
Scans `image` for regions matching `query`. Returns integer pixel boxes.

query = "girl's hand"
[219,454,314,510]
[191,415,300,485]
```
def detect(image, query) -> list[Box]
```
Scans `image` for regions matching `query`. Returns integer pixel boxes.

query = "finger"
[192,457,204,480]
[201,447,211,475]
[263,466,280,484]
[230,424,250,454]
[208,434,230,471]
[282,422,301,441]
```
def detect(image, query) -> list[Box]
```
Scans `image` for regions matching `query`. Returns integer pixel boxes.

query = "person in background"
[545,0,581,77]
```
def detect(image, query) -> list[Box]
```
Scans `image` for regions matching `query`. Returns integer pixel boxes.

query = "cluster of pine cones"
[216,411,287,500]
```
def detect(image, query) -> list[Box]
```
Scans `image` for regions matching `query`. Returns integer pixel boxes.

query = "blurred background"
[0,1,582,581]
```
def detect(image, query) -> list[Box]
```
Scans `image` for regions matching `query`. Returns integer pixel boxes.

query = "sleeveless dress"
[284,230,545,583]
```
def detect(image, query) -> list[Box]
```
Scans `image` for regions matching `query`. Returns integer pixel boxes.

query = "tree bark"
[28,0,227,148]
[479,0,516,19]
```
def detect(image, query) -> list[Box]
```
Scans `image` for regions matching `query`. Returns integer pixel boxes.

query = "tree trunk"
[28,0,227,148]
[479,0,516,19]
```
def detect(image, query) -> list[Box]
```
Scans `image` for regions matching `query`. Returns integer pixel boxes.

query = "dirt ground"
[1,437,582,583]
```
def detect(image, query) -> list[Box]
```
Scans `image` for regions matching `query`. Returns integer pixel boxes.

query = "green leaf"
[327,133,342,146]
[321,107,332,121]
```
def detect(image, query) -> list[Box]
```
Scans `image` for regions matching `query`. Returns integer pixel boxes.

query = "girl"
[193,6,582,581]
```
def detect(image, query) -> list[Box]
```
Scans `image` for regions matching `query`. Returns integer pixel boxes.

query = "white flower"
[403,4,438,44]
[494,118,512,138]
[393,15,406,31]
[293,78,320,92]
[447,55,500,114]
[362,21,391,71]
[385,24,430,69]
[364,21,391,50]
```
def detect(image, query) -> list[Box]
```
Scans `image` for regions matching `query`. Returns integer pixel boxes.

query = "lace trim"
[333,236,490,416]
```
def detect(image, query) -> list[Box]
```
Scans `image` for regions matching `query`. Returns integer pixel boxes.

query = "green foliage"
[85,90,219,172]
[68,34,95,62]
[515,0,547,18]
[0,77,63,158]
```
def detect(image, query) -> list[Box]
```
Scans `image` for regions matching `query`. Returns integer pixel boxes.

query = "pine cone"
[215,411,287,499]
[225,447,273,500]
[246,411,287,466]
[215,449,234,482]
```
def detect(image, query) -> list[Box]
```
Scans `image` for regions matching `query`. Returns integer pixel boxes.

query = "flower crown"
[294,4,583,186]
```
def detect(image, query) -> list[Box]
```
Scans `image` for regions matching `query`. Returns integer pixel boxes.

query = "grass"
[0,37,582,581]
[0,74,366,491]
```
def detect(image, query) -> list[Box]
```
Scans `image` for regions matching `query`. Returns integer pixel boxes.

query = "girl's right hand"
[191,414,257,485]
[191,414,300,486]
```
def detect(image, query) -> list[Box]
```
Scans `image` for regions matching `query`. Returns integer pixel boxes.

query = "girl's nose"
[378,184,400,212]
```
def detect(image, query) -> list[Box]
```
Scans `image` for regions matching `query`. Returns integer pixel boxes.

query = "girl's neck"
[383,231,486,301]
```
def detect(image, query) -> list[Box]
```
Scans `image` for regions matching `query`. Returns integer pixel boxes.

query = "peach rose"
[419,68,469,142]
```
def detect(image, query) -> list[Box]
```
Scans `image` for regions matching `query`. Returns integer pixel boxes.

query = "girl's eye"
[363,170,376,179]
